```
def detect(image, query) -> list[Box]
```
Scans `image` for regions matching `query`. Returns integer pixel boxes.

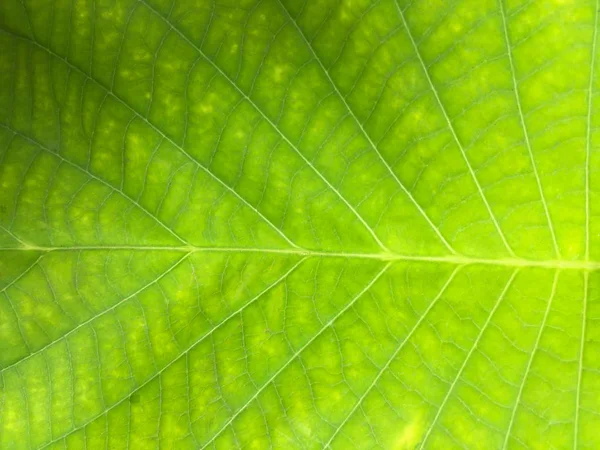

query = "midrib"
[2,245,599,270]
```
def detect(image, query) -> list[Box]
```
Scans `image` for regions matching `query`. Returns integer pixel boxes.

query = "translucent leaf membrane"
[1,0,600,448]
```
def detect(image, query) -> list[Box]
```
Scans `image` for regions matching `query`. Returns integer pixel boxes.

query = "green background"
[1,0,599,448]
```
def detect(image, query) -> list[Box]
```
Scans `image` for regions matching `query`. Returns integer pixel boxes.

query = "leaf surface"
[1,0,599,448]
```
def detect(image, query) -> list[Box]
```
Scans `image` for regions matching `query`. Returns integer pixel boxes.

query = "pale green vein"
[0,28,302,251]
[418,269,519,449]
[0,123,190,247]
[275,0,457,255]
[38,257,307,450]
[0,255,44,297]
[198,262,392,449]
[502,269,559,449]
[586,0,599,260]
[0,222,31,248]
[574,271,589,449]
[0,252,191,375]
[324,265,462,448]
[4,291,31,370]
[394,2,516,258]
[498,0,560,258]
[3,244,600,270]
[136,0,390,253]
[0,224,46,295]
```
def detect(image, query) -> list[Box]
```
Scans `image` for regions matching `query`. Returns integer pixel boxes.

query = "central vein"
[2,245,599,270]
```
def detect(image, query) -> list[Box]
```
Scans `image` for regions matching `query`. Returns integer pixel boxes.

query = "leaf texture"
[1,0,600,448]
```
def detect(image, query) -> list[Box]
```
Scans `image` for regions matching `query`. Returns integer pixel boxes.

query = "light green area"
[0,0,599,448]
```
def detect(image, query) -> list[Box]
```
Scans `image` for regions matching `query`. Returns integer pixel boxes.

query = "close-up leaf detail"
[1,0,600,448]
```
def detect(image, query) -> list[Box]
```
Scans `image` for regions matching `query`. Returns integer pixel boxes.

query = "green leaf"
[0,0,598,448]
